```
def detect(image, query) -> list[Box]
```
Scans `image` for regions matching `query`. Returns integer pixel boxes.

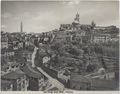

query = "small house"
[69,74,92,90]
[1,79,13,91]
[21,64,47,91]
[2,69,28,91]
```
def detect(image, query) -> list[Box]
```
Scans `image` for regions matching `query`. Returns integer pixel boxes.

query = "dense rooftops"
[21,64,43,78]
[38,66,66,85]
[91,78,118,90]
[1,79,12,89]
[70,74,91,83]
[2,69,25,80]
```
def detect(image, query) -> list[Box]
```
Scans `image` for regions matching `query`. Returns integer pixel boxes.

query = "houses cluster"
[1,30,62,91]
[1,69,28,91]
[58,13,119,44]
[1,13,119,91]
[67,67,119,90]
[1,50,49,91]
[1,31,52,91]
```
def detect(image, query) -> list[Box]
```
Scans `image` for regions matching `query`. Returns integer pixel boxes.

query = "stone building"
[1,49,15,57]
[1,57,19,76]
[2,69,28,91]
[1,79,13,91]
[1,32,8,49]
[21,63,48,91]
[59,13,95,32]
[91,34,110,43]
[59,13,80,31]
[91,78,118,90]
[69,74,91,90]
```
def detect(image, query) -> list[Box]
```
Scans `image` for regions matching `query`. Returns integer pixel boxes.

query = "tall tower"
[91,20,96,28]
[20,21,23,33]
[74,13,80,23]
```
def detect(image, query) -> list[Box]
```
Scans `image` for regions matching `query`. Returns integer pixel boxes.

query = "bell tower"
[74,13,80,24]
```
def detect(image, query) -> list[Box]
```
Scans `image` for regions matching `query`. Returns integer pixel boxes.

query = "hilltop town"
[1,13,119,91]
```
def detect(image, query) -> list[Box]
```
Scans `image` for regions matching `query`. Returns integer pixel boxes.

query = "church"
[59,13,96,31]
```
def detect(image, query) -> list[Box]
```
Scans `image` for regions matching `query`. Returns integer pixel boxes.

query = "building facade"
[1,79,13,91]
[69,74,91,90]
[2,70,28,91]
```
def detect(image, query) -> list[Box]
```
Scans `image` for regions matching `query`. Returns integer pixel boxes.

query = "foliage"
[86,64,96,72]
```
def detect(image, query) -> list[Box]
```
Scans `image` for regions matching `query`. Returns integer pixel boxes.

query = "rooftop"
[41,66,58,78]
[1,64,9,71]
[21,64,43,78]
[1,56,8,66]
[70,74,91,83]
[1,79,12,89]
[91,78,118,90]
[93,33,110,37]
[2,69,25,80]
[20,50,33,54]
[39,66,66,85]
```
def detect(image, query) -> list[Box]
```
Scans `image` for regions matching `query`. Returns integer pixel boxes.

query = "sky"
[1,1,119,33]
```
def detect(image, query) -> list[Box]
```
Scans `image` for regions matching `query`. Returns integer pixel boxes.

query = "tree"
[51,41,64,51]
[86,64,96,72]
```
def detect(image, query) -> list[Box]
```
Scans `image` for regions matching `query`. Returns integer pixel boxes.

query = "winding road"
[32,46,65,91]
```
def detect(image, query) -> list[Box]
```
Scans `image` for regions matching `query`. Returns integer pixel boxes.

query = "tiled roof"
[37,49,48,57]
[40,66,65,85]
[1,64,9,71]
[41,66,58,78]
[91,78,118,90]
[20,50,33,54]
[2,70,25,80]
[93,33,110,37]
[57,56,77,64]
[1,79,12,89]
[1,56,8,66]
[10,62,19,66]
[70,74,91,83]
[21,64,42,78]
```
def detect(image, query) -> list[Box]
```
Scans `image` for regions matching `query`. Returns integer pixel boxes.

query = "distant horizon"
[1,23,119,34]
[1,1,119,33]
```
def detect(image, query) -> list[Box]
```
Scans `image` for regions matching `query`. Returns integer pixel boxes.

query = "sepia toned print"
[1,1,119,92]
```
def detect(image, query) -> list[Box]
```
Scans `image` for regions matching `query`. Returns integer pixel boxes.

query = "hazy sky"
[1,1,119,33]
